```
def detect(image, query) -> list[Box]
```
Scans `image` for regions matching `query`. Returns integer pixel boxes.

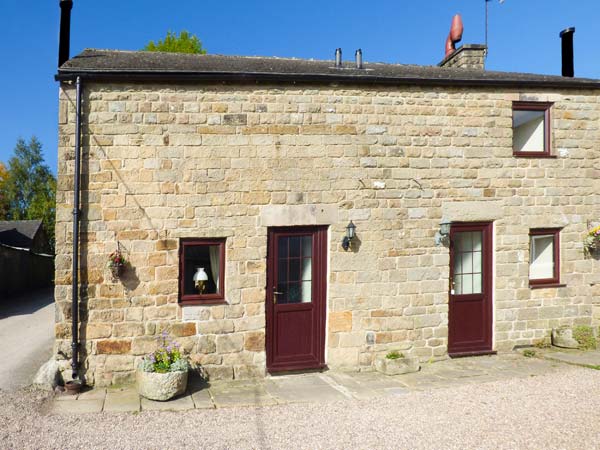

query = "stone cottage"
[54,26,600,385]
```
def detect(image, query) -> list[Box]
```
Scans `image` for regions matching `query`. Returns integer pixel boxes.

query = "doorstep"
[48,352,589,415]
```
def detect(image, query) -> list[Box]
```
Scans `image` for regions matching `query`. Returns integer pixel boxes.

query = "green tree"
[4,137,56,252]
[143,30,206,54]
[0,162,8,219]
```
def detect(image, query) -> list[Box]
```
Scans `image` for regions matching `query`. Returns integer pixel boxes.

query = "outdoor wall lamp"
[435,219,452,246]
[342,220,357,251]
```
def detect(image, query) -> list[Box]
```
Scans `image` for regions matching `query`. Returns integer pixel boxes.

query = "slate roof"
[56,49,600,89]
[0,220,42,250]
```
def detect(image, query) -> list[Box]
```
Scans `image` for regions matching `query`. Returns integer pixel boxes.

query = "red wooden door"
[266,226,327,372]
[448,222,493,356]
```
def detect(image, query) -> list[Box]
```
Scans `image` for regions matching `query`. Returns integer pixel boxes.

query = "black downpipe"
[71,76,82,379]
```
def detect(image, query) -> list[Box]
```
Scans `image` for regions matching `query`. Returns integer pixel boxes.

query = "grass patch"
[572,325,597,350]
[523,349,536,358]
[385,350,404,360]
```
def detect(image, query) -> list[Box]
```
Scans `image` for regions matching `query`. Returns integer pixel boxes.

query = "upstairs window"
[179,238,225,304]
[529,228,560,287]
[513,102,552,157]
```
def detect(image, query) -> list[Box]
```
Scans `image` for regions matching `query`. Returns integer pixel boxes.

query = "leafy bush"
[573,326,597,350]
[385,350,404,360]
[139,331,190,373]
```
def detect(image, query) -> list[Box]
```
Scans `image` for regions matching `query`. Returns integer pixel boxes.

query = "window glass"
[530,235,554,280]
[180,239,225,303]
[514,110,545,153]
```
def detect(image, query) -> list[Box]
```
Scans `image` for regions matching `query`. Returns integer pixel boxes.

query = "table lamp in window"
[193,267,208,293]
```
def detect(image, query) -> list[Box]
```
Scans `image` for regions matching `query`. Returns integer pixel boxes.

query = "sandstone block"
[244,331,265,352]
[216,334,244,354]
[97,339,132,354]
[329,311,352,332]
[171,322,197,337]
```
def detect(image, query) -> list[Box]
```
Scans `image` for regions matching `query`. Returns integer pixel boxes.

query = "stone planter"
[375,355,420,376]
[551,327,579,349]
[136,369,188,401]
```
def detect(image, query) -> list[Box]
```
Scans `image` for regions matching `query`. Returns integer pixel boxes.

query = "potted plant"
[136,332,190,401]
[107,249,127,278]
[375,350,420,376]
[584,225,600,253]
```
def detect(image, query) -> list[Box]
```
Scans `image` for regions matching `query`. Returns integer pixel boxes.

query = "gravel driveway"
[2,366,599,450]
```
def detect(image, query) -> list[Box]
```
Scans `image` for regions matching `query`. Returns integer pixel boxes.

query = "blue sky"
[1,0,598,174]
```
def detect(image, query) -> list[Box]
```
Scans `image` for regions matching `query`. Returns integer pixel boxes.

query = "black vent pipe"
[560,27,575,77]
[71,76,82,379]
[59,0,73,67]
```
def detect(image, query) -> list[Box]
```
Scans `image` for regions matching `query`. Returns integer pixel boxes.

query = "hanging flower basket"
[584,225,600,253]
[107,249,127,278]
[109,263,124,278]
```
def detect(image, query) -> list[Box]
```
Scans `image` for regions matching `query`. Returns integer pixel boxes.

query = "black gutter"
[55,70,600,90]
[71,76,82,380]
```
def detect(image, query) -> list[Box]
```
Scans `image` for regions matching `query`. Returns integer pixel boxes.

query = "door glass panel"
[289,259,301,281]
[302,236,312,257]
[453,231,483,295]
[289,237,302,257]
[461,274,473,295]
[302,258,312,280]
[276,234,313,304]
[301,280,312,303]
[278,238,288,258]
[288,283,301,303]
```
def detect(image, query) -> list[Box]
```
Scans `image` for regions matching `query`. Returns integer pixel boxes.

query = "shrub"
[523,349,536,358]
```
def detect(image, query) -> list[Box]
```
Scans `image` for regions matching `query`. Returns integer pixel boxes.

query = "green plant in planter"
[572,325,597,350]
[139,331,190,373]
[385,350,404,360]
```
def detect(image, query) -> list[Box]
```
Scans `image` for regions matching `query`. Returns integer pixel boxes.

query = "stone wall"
[55,82,600,386]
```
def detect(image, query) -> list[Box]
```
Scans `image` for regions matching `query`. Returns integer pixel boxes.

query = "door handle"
[273,288,283,304]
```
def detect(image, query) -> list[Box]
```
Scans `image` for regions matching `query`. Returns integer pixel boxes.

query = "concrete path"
[0,288,55,391]
[50,352,582,414]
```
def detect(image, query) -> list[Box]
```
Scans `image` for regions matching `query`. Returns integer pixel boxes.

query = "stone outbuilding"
[54,42,600,386]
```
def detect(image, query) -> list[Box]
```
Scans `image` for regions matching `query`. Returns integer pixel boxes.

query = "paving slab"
[265,376,350,403]
[77,388,107,400]
[190,389,215,409]
[541,349,600,368]
[104,389,140,413]
[209,381,277,407]
[141,394,195,411]
[50,398,104,414]
[325,371,405,400]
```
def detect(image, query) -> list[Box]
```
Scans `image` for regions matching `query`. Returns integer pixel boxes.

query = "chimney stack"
[560,27,575,77]
[335,48,342,68]
[58,0,73,67]
[355,49,363,69]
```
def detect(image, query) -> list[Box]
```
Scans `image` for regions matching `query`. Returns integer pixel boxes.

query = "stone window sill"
[529,283,566,289]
